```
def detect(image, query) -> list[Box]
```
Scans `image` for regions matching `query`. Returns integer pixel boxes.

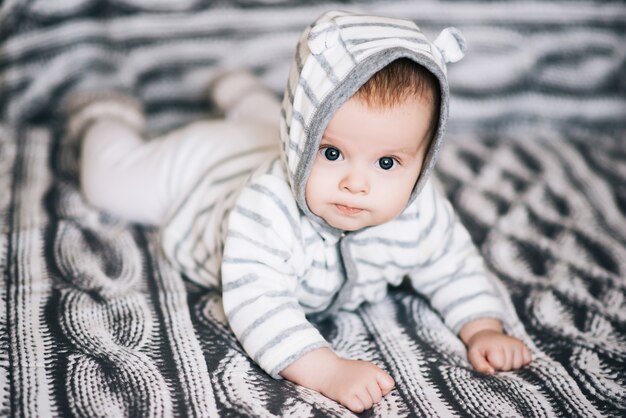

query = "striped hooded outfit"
[160,11,507,378]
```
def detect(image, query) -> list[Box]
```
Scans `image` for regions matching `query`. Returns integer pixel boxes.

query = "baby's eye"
[378,156,395,170]
[322,147,343,161]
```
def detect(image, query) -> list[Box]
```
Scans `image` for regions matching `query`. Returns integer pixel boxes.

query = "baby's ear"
[433,27,467,64]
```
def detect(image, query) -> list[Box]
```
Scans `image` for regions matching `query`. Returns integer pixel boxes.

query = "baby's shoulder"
[242,157,294,199]
[234,157,300,222]
[247,156,289,183]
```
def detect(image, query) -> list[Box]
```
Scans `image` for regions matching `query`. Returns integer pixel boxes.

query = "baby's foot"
[62,90,145,139]
[207,69,272,115]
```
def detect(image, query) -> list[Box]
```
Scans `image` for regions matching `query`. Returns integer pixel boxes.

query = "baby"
[64,11,531,413]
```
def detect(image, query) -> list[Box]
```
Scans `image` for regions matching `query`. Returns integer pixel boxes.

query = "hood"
[279,10,466,229]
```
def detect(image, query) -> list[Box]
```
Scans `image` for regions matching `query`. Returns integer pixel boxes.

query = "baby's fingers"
[486,347,506,371]
[343,395,366,414]
[376,372,395,395]
[366,380,383,404]
[468,348,495,374]
[355,388,374,411]
[522,345,532,364]
[506,341,533,370]
[512,347,523,369]
[502,348,514,370]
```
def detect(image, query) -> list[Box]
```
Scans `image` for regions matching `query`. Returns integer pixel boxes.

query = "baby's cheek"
[380,179,414,218]
[304,171,322,210]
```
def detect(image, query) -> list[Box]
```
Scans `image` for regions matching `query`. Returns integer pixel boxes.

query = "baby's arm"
[459,318,531,374]
[222,176,393,413]
[280,347,394,413]
[408,182,532,373]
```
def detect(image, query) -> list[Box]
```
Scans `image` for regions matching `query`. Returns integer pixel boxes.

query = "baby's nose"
[340,170,369,194]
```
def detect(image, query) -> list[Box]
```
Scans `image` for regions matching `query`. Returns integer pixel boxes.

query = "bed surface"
[1,1,625,416]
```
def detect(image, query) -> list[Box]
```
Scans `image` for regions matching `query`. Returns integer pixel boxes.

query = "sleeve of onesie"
[408,180,507,334]
[220,175,330,379]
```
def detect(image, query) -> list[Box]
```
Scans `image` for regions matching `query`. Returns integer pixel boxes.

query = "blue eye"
[378,157,395,170]
[323,147,342,161]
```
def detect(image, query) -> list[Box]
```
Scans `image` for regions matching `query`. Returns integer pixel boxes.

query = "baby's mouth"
[335,204,363,215]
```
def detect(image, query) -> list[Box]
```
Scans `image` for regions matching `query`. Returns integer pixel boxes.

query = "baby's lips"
[335,204,364,215]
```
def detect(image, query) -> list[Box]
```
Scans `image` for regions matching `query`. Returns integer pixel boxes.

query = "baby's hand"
[459,318,532,374]
[320,357,395,413]
[280,347,394,413]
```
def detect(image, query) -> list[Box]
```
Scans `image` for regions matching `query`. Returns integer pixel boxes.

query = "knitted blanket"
[1,1,625,417]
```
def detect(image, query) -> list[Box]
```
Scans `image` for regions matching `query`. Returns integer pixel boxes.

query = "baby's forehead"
[352,89,439,145]
[323,95,434,152]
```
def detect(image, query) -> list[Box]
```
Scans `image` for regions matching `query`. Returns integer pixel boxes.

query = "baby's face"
[305,95,433,231]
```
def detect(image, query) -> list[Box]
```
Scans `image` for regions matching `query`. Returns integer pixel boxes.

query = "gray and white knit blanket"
[1,1,625,417]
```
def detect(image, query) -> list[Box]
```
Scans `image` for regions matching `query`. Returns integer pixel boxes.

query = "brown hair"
[354,58,441,138]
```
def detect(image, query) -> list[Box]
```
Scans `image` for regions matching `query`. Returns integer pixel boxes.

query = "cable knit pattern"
[1,1,625,417]
[52,186,172,415]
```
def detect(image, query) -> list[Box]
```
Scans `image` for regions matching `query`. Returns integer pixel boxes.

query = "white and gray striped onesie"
[161,11,507,378]
[78,11,508,379]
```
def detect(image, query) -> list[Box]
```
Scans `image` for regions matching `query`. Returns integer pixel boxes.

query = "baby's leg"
[66,90,279,226]
[81,121,171,225]
[210,70,281,128]
[65,93,175,225]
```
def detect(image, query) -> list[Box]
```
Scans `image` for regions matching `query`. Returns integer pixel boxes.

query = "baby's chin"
[324,217,375,232]
[323,211,401,232]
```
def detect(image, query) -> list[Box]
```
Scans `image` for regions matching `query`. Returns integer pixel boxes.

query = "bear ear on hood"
[433,27,467,64]
[307,21,340,55]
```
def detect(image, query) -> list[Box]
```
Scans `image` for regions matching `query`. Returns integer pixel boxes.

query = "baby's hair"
[355,58,441,138]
